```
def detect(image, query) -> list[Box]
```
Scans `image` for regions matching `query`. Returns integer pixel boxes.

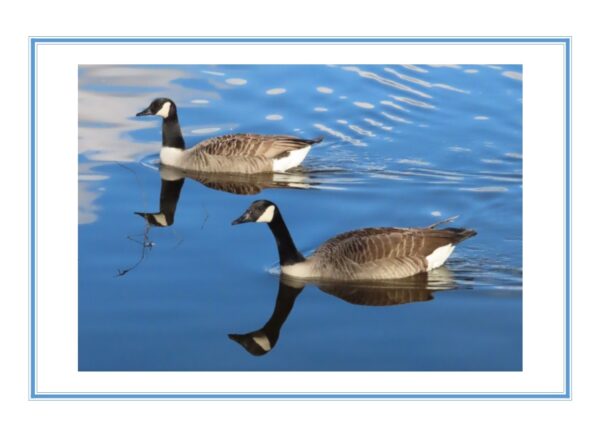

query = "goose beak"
[136,106,153,116]
[231,211,251,225]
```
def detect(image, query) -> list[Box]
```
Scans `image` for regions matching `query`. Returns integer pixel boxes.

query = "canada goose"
[232,200,477,281]
[136,98,322,174]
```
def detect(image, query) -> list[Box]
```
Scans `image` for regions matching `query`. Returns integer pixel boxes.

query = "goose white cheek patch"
[152,213,168,226]
[156,101,172,118]
[256,205,275,223]
[252,335,272,351]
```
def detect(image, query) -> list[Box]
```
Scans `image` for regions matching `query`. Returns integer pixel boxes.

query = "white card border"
[29,37,570,400]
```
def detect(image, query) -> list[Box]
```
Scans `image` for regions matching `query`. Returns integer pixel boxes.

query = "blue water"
[78,64,522,371]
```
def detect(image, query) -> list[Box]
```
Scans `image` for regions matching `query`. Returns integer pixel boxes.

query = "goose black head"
[136,97,177,119]
[228,332,273,356]
[232,200,277,225]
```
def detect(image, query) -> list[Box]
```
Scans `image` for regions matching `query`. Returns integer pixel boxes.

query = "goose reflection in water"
[121,165,314,276]
[228,268,455,356]
[135,165,314,227]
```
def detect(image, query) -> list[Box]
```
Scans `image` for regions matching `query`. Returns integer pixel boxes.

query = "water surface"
[78,64,522,371]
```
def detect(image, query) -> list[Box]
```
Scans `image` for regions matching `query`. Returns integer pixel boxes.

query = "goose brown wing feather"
[314,227,473,265]
[198,134,320,159]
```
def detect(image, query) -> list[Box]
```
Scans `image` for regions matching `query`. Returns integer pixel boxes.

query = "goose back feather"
[168,134,322,174]
[306,227,476,280]
[199,134,322,158]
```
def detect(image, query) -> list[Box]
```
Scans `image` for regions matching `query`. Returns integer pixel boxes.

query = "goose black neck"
[261,282,304,343]
[268,210,305,266]
[159,178,185,224]
[162,113,185,150]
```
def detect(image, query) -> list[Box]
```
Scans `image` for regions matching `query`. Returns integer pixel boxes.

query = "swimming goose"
[136,98,322,174]
[232,200,477,281]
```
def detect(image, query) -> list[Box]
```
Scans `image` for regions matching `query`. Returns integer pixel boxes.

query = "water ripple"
[504,152,522,160]
[313,123,366,147]
[502,71,523,81]
[401,64,429,74]
[201,70,225,76]
[431,83,470,94]
[389,94,436,109]
[380,100,410,112]
[342,66,433,99]
[459,186,508,193]
[317,86,334,94]
[348,124,375,137]
[266,88,286,95]
[397,159,432,167]
[381,111,412,124]
[225,78,247,86]
[353,101,375,109]
[266,114,283,121]
[363,118,393,131]
[191,127,221,135]
[384,67,434,88]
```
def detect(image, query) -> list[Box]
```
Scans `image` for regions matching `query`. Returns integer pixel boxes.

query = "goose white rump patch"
[426,243,455,271]
[273,146,311,172]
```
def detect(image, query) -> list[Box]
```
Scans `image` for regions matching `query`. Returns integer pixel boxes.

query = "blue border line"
[564,37,571,399]
[29,36,571,400]
[30,37,37,399]
[30,393,567,399]
[29,36,568,43]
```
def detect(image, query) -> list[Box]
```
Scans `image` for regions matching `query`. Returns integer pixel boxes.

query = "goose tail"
[300,136,324,146]
[426,215,476,244]
[445,227,477,244]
